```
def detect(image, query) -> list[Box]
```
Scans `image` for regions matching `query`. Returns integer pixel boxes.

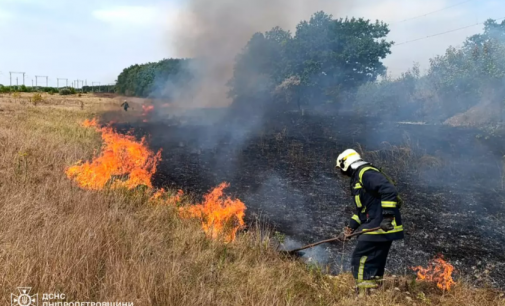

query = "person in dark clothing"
[335,149,404,292]
[121,100,130,111]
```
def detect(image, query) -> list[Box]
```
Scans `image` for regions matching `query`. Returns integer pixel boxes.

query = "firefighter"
[335,149,404,293]
[121,100,130,111]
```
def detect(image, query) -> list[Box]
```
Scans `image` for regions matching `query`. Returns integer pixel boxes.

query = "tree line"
[113,12,505,123]
[354,19,505,121]
[115,58,192,98]
[0,85,115,95]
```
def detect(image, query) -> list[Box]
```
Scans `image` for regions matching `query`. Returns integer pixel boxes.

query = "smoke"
[111,2,505,285]
[168,0,350,108]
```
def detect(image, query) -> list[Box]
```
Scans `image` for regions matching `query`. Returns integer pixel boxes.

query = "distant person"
[335,149,404,294]
[121,100,129,111]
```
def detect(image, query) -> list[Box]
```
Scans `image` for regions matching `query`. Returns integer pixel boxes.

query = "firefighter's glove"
[380,216,394,232]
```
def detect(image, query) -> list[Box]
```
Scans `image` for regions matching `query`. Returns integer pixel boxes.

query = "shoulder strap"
[359,165,404,208]
[358,166,379,185]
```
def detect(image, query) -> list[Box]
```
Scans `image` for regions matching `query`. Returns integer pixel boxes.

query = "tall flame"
[69,119,247,242]
[412,255,456,291]
[66,122,161,190]
[180,182,246,242]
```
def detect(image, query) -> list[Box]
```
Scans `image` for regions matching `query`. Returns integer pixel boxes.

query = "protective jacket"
[348,164,404,242]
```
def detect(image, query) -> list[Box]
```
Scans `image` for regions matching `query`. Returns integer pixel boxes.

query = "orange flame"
[142,105,154,114]
[142,105,154,116]
[69,120,247,242]
[180,182,246,242]
[66,122,161,190]
[141,105,154,122]
[412,255,456,291]
[82,118,99,128]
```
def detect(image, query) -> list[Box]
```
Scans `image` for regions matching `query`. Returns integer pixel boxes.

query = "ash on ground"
[110,108,505,288]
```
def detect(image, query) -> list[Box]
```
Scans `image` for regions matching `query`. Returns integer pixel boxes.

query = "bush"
[31,93,44,105]
[59,88,72,95]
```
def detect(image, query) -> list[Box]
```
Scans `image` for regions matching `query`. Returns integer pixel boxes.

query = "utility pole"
[76,79,84,91]
[57,78,68,88]
[92,82,100,92]
[9,72,25,86]
[35,76,48,88]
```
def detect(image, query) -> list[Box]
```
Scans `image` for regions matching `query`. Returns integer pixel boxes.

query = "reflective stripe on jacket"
[348,164,404,242]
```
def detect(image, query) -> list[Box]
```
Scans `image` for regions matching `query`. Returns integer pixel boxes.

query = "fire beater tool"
[282,226,382,255]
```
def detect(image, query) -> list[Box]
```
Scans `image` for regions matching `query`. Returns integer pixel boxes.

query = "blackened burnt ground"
[110,109,505,287]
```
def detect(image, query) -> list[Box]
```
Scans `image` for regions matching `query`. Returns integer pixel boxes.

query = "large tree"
[229,11,393,109]
[228,28,292,109]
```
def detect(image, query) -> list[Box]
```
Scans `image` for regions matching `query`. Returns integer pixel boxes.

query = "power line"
[393,16,505,46]
[389,0,476,25]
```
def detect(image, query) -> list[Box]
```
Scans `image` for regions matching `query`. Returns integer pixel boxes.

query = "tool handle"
[287,226,382,254]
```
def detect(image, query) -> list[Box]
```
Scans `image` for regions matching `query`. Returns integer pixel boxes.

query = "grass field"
[0,92,503,305]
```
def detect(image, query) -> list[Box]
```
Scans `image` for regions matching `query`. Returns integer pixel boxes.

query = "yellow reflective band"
[358,166,379,184]
[355,195,362,208]
[358,256,367,282]
[351,214,361,224]
[354,183,362,189]
[357,280,378,289]
[381,201,397,208]
[343,152,357,161]
[363,225,403,235]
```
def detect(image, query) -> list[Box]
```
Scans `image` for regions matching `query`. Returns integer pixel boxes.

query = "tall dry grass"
[0,93,503,305]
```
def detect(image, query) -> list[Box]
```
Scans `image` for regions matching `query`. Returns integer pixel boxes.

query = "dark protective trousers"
[351,241,392,288]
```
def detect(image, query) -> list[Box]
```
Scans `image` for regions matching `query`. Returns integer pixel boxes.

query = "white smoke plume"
[168,0,350,107]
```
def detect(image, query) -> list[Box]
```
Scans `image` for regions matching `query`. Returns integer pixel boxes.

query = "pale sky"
[0,0,504,86]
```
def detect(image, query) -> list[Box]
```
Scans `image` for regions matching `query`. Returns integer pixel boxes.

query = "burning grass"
[179,182,246,242]
[65,121,162,190]
[141,104,154,122]
[67,121,245,241]
[0,94,504,305]
[412,255,456,291]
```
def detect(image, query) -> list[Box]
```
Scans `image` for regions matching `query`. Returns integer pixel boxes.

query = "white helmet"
[336,149,362,172]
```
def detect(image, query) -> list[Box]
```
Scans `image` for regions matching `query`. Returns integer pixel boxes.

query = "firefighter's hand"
[380,216,394,232]
[337,227,354,241]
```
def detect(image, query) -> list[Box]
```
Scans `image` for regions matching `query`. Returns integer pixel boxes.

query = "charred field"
[109,107,505,287]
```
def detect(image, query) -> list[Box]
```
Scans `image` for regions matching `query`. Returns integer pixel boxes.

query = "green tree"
[228,11,393,110]
[426,19,505,117]
[115,58,192,98]
[228,30,291,108]
[289,12,392,105]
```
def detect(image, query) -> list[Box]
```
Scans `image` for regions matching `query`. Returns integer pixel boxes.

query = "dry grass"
[0,93,504,305]
[356,141,443,181]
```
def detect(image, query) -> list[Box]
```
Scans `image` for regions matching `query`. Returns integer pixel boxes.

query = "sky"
[0,0,504,86]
